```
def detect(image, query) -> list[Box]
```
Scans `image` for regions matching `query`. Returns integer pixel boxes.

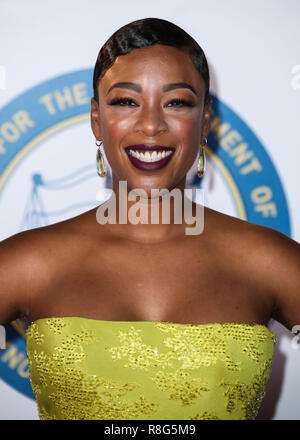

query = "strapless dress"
[25,317,276,420]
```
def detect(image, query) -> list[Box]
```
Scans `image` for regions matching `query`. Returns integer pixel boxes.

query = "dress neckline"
[25,316,276,338]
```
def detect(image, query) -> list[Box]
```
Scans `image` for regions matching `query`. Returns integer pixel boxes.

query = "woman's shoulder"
[0,224,66,325]
[203,205,287,240]
[0,209,101,305]
[203,205,299,265]
[203,206,300,331]
[15,206,105,245]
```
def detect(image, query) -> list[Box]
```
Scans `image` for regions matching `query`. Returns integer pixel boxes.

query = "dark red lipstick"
[124,144,175,171]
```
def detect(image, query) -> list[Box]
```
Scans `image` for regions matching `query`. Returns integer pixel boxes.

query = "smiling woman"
[90,20,211,211]
[1,17,300,421]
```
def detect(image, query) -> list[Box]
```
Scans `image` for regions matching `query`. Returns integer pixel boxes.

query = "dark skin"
[0,44,299,335]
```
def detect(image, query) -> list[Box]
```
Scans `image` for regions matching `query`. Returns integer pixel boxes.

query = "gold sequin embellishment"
[25,318,276,420]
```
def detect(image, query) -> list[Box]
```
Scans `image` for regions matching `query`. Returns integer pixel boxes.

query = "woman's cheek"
[102,112,132,140]
[171,115,200,143]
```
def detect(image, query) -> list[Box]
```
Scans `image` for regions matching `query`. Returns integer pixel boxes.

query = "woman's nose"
[134,104,168,136]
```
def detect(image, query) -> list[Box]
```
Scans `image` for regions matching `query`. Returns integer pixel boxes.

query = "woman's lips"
[124,145,175,171]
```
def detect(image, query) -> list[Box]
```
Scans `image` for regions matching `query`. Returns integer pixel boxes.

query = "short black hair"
[93,17,210,105]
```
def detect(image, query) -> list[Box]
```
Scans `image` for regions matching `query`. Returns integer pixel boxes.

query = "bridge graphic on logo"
[19,165,113,231]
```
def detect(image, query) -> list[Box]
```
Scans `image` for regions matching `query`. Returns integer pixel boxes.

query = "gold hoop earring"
[95,140,107,178]
[197,138,207,178]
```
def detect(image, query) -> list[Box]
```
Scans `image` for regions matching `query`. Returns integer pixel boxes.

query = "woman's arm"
[0,232,34,327]
[260,227,300,332]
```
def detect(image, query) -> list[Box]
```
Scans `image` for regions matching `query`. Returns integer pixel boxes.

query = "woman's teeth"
[128,149,173,162]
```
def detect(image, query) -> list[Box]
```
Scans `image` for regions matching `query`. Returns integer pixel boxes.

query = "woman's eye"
[108,97,137,106]
[108,97,194,108]
[165,98,194,108]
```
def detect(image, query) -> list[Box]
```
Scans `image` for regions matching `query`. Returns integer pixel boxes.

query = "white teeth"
[127,149,174,162]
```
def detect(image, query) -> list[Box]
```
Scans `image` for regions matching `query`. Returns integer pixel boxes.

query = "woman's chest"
[28,236,273,325]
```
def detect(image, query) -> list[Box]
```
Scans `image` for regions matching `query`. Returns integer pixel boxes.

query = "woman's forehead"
[99,45,204,94]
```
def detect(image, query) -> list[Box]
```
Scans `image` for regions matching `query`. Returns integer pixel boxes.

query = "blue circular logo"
[0,69,291,399]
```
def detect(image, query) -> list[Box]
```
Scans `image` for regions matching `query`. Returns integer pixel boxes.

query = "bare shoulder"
[204,205,299,253]
[204,206,300,331]
[0,225,59,325]
[0,209,98,325]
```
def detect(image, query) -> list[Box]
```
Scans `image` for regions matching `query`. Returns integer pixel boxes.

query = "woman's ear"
[90,97,102,140]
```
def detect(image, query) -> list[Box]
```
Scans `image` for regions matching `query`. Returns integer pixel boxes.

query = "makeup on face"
[96,45,207,180]
[124,145,175,171]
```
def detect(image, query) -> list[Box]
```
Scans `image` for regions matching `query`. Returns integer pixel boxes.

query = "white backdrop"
[0,0,299,420]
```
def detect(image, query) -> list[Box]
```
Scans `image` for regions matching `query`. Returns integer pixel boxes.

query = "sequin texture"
[25,318,276,420]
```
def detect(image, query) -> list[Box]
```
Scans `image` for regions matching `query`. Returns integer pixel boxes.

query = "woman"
[1,17,299,420]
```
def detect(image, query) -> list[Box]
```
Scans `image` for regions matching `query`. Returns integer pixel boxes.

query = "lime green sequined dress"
[25,317,276,420]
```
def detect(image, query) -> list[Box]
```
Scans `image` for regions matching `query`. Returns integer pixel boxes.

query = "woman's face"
[91,44,211,194]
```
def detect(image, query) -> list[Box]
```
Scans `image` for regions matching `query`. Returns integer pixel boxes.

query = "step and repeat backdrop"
[0,0,299,420]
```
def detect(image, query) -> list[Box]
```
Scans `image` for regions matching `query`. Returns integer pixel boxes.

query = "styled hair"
[93,17,210,105]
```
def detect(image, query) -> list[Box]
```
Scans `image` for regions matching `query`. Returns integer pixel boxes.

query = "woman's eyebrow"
[106,82,141,95]
[163,82,198,96]
[106,82,198,96]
